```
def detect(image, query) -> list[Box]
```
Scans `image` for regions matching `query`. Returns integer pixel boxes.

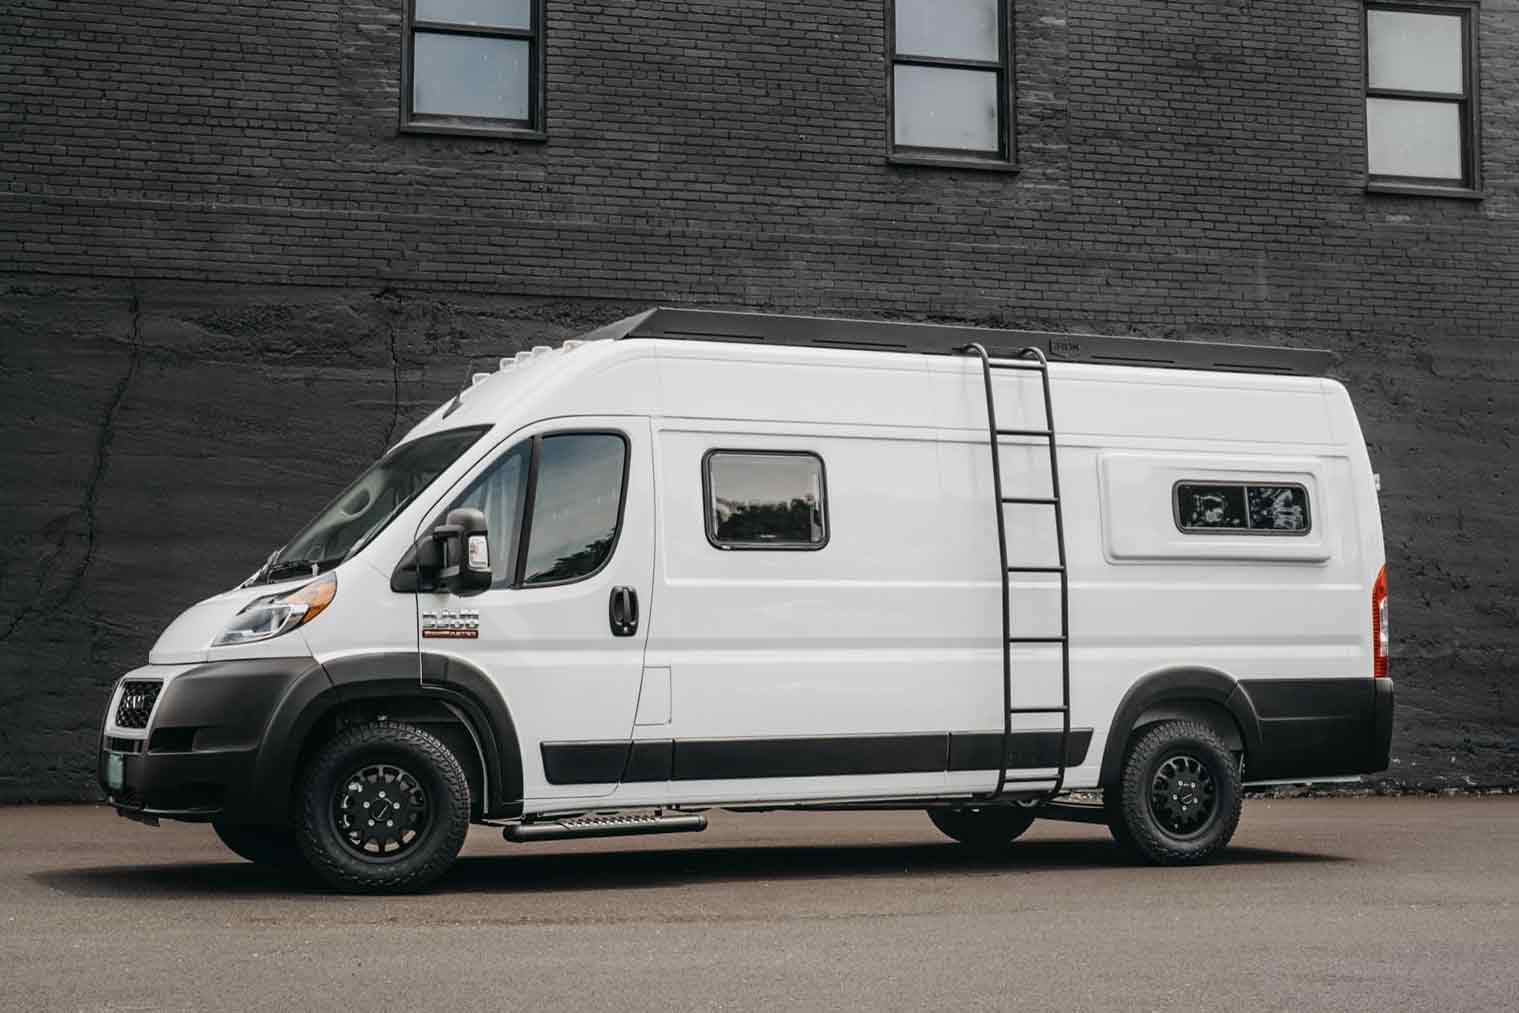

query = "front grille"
[114,680,162,729]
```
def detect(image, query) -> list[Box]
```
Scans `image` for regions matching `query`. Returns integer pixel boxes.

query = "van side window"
[704,450,828,549]
[449,442,531,588]
[1175,482,1310,534]
[444,432,628,589]
[521,433,629,585]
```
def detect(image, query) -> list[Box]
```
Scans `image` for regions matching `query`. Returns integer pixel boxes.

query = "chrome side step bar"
[503,811,708,843]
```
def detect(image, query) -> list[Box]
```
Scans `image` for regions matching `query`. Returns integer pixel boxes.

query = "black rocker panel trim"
[946,730,1093,772]
[540,730,1094,785]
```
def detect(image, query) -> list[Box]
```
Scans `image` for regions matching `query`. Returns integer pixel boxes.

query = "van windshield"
[259,426,489,583]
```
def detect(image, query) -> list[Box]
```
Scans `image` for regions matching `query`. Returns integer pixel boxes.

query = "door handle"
[609,586,639,637]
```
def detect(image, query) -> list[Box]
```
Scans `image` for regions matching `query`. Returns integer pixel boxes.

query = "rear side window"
[704,450,828,549]
[1175,482,1310,534]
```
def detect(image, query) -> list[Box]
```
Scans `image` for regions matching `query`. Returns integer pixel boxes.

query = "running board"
[503,812,708,843]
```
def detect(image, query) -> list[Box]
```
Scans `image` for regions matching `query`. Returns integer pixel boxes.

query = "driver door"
[416,418,654,801]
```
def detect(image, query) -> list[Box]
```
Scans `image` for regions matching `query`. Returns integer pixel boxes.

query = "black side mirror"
[393,508,492,594]
[434,507,492,593]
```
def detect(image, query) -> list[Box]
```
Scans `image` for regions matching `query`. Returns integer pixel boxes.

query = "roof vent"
[499,357,514,371]
[471,372,490,387]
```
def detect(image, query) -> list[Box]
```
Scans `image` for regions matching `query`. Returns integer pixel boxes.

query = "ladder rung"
[1001,496,1058,505]
[994,427,1053,438]
[1009,706,1069,714]
[1007,565,1064,573]
[988,361,1047,372]
[1008,636,1067,644]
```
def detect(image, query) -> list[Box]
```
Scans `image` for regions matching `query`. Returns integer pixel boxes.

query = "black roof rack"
[598,307,1332,376]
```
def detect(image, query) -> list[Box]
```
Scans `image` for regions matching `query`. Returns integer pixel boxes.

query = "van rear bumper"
[1240,677,1394,783]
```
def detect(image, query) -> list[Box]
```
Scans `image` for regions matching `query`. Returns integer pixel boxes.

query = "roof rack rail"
[601,307,1332,376]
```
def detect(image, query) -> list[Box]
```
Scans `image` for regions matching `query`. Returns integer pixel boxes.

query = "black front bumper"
[100,658,329,823]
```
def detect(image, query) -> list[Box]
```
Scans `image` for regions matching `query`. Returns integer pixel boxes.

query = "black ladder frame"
[959,342,1072,800]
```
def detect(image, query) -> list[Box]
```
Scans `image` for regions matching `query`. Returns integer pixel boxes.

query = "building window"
[704,451,829,550]
[402,0,545,138]
[1365,2,1479,193]
[1174,483,1311,535]
[888,0,1013,168]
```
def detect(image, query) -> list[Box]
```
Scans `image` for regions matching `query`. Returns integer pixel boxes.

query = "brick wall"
[2,0,1516,798]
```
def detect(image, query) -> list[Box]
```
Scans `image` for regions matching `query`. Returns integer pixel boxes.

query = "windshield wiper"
[264,558,327,582]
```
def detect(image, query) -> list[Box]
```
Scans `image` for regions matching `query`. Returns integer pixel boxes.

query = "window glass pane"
[449,442,530,587]
[522,434,626,585]
[1246,486,1309,532]
[1367,9,1463,94]
[277,426,487,571]
[413,33,529,121]
[415,0,532,30]
[1176,484,1248,531]
[707,452,826,547]
[896,0,999,62]
[1367,97,1463,179]
[894,65,1000,152]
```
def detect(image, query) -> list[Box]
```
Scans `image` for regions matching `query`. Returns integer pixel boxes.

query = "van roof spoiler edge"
[600,307,1334,377]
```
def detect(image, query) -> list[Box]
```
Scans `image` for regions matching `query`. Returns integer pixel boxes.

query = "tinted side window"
[449,442,530,588]
[521,433,628,585]
[705,451,827,549]
[1176,482,1310,534]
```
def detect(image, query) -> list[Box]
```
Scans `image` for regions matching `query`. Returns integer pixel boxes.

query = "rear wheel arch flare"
[1100,666,1262,789]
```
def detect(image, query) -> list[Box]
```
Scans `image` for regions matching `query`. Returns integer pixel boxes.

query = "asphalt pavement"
[1,797,1516,1011]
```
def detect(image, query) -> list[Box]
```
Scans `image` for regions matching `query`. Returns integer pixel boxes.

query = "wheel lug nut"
[368,819,375,827]
[363,802,370,809]
[387,820,394,828]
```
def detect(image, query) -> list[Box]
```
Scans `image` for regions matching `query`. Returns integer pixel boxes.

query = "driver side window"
[449,442,530,588]
[445,431,628,590]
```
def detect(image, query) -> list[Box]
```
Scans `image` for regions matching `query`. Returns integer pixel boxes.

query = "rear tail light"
[1372,565,1389,678]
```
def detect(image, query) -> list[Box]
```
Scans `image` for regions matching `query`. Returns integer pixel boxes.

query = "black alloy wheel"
[333,763,430,859]
[1107,719,1242,865]
[296,720,471,894]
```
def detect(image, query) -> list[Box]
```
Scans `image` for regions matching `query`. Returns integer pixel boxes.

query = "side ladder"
[959,342,1072,800]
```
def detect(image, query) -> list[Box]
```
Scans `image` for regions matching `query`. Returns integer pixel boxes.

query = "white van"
[98,309,1392,893]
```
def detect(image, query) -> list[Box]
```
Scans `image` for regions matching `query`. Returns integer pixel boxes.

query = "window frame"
[702,449,831,552]
[1363,0,1482,198]
[399,0,547,140]
[441,429,630,590]
[1171,480,1313,537]
[885,0,1018,172]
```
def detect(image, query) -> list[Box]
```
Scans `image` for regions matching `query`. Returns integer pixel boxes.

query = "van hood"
[148,579,313,664]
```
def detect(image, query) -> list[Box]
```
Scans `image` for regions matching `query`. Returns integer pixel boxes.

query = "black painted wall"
[2,0,1517,799]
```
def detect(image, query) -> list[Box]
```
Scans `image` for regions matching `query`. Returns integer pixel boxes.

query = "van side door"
[416,418,655,802]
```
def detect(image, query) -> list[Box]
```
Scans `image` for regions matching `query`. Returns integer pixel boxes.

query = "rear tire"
[212,821,306,872]
[296,720,471,894]
[928,805,1037,851]
[1106,720,1242,865]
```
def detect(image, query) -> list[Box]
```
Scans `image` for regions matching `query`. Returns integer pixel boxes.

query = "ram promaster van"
[98,309,1392,892]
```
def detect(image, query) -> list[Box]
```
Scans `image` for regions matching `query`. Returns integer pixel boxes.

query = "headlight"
[213,575,337,647]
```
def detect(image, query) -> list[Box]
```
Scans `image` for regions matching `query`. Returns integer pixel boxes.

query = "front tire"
[928,805,1037,851]
[1106,720,1242,865]
[296,720,471,894]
